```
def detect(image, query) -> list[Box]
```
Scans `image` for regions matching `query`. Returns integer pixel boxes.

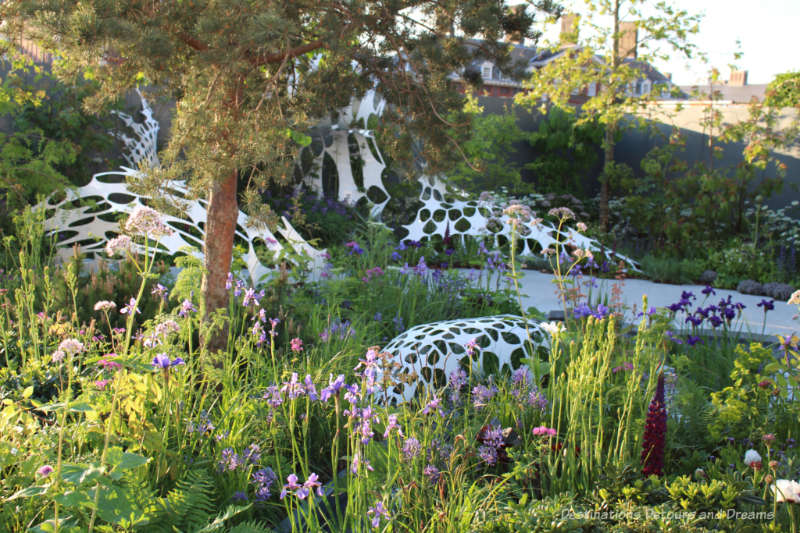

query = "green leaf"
[68,402,95,413]
[7,485,47,500]
[21,385,34,399]
[106,447,150,472]
[61,463,104,486]
[197,504,252,532]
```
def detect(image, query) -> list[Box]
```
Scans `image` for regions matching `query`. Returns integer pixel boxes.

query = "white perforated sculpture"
[41,91,326,283]
[380,314,550,403]
[302,90,391,218]
[401,183,638,270]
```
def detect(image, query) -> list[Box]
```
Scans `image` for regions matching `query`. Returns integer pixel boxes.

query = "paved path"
[466,269,798,339]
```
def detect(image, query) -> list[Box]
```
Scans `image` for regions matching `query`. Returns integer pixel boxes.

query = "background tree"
[1,0,561,349]
[515,0,701,230]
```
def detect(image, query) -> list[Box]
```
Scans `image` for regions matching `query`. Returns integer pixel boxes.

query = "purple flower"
[367,501,390,529]
[612,362,634,374]
[472,383,497,408]
[665,330,683,344]
[218,447,243,472]
[151,353,185,369]
[263,384,283,407]
[303,473,324,497]
[36,465,54,477]
[345,241,364,255]
[401,437,421,460]
[465,338,479,357]
[251,467,277,501]
[573,303,592,319]
[686,335,703,346]
[320,374,345,402]
[350,451,373,475]
[390,251,401,262]
[702,285,716,296]
[225,272,234,290]
[290,337,304,353]
[178,299,197,318]
[232,491,248,502]
[303,375,318,401]
[280,473,302,500]
[757,299,775,311]
[423,464,440,483]
[421,395,444,417]
[120,298,140,315]
[685,315,703,327]
[708,315,722,328]
[383,414,402,439]
[151,284,168,301]
[281,373,305,400]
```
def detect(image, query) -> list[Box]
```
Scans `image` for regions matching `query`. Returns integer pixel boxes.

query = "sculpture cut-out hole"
[454,218,471,232]
[321,152,339,199]
[366,186,387,204]
[108,193,136,204]
[422,220,437,234]
[348,133,365,191]
[432,210,446,222]
[419,209,431,222]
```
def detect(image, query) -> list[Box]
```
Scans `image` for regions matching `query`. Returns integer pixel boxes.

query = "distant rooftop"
[678,70,768,103]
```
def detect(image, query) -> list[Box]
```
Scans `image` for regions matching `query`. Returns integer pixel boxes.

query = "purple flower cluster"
[319,319,355,342]
[367,501,390,529]
[218,444,261,472]
[471,383,498,409]
[251,467,277,501]
[573,302,611,320]
[280,473,323,500]
[346,241,365,255]
[448,368,467,402]
[401,437,421,460]
[666,291,747,343]
[510,368,548,411]
[477,424,506,466]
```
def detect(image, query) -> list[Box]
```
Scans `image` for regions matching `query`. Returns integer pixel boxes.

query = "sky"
[533,0,800,86]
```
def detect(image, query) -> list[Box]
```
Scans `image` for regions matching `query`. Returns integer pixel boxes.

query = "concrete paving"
[465,269,799,339]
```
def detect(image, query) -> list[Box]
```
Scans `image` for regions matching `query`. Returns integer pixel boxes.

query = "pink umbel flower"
[125,205,173,238]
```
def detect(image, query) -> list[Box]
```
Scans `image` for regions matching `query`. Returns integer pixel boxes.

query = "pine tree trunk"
[201,168,238,353]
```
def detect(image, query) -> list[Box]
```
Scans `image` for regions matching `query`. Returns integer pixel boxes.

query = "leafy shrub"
[639,254,706,284]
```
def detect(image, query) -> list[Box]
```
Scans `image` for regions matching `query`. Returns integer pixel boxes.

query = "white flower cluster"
[105,235,132,257]
[124,205,174,238]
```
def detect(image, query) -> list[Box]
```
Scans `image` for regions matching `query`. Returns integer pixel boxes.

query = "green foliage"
[709,342,800,443]
[525,106,603,195]
[705,241,776,289]
[765,71,800,109]
[639,254,705,284]
[447,108,529,195]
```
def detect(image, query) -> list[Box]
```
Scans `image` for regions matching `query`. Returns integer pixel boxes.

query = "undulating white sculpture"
[380,314,550,403]
[41,91,326,283]
[302,90,391,218]
[401,183,639,270]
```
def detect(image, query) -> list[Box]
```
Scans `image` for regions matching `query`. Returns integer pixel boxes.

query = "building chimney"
[729,70,748,86]
[560,13,579,47]
[618,21,638,60]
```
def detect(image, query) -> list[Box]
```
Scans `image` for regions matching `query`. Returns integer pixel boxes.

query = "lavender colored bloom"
[232,491,248,502]
[592,303,611,319]
[178,299,197,318]
[421,395,444,417]
[120,298,140,315]
[402,437,421,460]
[392,313,405,333]
[251,467,277,501]
[573,302,592,319]
[423,464,440,483]
[151,283,168,301]
[243,443,261,464]
[479,445,498,465]
[367,501,390,529]
[472,383,497,408]
[527,387,549,411]
[263,384,283,407]
[280,473,302,500]
[225,272,233,290]
[667,302,685,313]
[320,374,345,402]
[383,414,402,439]
[281,373,305,400]
[465,338,479,357]
[702,285,716,296]
[345,241,364,255]
[37,465,54,477]
[665,330,683,344]
[303,473,324,497]
[350,451,373,475]
[218,447,243,472]
[151,353,185,369]
[299,375,318,401]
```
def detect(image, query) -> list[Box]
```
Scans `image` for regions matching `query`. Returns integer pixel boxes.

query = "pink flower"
[36,465,54,477]
[290,338,303,353]
[95,379,110,390]
[532,426,557,437]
